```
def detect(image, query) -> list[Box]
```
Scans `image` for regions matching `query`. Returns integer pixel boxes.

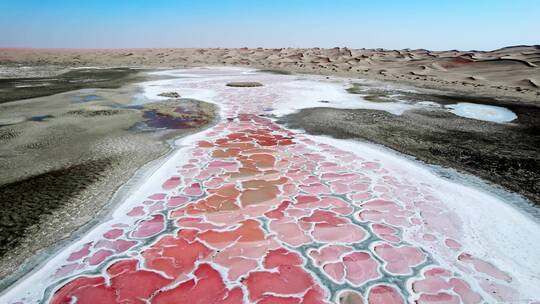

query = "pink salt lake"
[1,67,539,304]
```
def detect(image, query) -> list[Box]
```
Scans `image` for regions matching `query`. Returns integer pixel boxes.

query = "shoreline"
[298,126,540,220]
[0,139,172,292]
[305,133,540,296]
[0,111,219,293]
[0,70,218,285]
[0,118,222,301]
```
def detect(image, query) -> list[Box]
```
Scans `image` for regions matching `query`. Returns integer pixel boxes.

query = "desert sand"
[1,46,539,103]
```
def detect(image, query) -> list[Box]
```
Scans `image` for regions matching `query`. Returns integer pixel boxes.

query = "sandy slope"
[1,46,539,103]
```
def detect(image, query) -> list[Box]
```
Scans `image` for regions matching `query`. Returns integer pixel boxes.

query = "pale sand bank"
[1,46,539,104]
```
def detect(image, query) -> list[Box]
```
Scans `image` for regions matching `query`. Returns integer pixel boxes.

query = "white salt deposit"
[269,79,417,116]
[307,134,540,299]
[446,102,517,123]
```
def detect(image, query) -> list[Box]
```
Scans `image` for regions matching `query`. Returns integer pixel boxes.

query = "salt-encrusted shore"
[0,68,217,285]
[1,67,539,303]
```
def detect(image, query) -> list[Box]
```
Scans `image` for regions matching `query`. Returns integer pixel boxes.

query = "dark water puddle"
[173,106,195,115]
[0,68,140,104]
[30,115,54,122]
[121,104,144,110]
[78,95,102,103]
[142,108,208,130]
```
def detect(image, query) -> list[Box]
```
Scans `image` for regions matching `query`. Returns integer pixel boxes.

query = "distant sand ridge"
[1,46,539,102]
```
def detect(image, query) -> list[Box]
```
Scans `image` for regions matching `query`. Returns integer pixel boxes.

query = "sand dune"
[0,45,539,102]
[517,78,539,88]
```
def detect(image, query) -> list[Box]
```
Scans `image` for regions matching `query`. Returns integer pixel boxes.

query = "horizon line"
[1,44,539,53]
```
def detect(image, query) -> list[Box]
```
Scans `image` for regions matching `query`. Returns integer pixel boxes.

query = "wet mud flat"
[278,86,540,206]
[0,68,146,104]
[0,76,216,281]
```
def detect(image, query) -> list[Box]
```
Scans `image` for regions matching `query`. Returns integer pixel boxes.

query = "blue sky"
[1,0,539,50]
